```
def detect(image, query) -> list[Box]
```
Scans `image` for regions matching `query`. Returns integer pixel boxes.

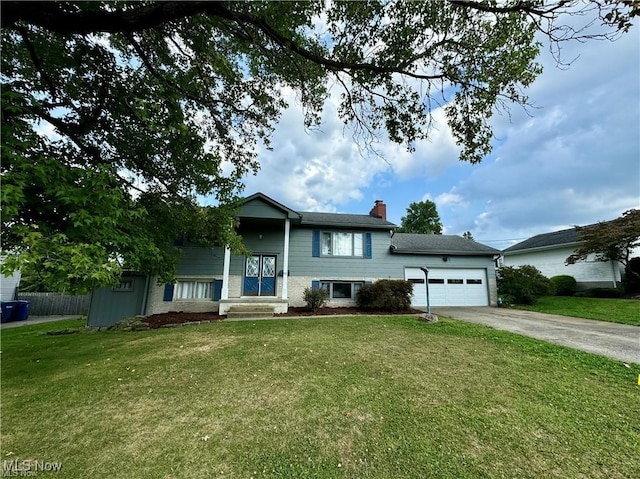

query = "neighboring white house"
[0,257,21,302]
[502,226,626,289]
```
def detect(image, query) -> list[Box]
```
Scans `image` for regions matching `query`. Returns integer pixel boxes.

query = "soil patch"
[142,307,423,328]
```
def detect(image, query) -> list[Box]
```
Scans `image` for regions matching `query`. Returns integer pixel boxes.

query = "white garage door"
[404,268,489,307]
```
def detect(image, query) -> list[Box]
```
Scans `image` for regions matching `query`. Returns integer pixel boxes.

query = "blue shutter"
[312,230,320,257]
[213,280,223,301]
[163,283,174,301]
[311,280,320,290]
[364,233,372,259]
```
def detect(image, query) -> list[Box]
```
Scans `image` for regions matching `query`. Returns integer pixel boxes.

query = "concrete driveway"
[433,307,640,364]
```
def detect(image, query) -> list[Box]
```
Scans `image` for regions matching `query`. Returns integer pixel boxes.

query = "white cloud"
[240,23,638,248]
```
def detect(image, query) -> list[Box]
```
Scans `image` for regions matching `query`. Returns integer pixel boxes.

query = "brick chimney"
[369,200,387,220]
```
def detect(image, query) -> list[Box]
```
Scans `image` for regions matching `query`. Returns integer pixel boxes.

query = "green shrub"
[496,265,552,305]
[356,279,413,311]
[550,275,577,296]
[587,287,624,298]
[303,287,329,311]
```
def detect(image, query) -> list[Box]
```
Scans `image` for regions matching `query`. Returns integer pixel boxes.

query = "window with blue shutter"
[312,230,320,257]
[163,283,174,301]
[213,280,223,301]
[364,233,372,259]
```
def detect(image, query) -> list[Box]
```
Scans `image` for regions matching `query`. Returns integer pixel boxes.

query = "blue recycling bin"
[13,300,30,321]
[1,301,17,323]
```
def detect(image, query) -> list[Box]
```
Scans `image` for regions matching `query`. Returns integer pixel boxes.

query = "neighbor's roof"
[299,211,397,230]
[502,227,582,253]
[391,233,500,255]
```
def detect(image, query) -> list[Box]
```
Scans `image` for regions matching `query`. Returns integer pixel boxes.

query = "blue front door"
[243,255,276,296]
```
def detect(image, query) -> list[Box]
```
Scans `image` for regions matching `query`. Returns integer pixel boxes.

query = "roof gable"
[391,233,499,255]
[239,193,300,220]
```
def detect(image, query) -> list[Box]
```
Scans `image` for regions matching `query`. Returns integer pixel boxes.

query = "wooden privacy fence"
[16,292,90,316]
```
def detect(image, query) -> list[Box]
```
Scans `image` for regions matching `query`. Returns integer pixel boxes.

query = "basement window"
[320,281,364,299]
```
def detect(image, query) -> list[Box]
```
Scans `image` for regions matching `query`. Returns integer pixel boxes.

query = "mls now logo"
[2,459,63,476]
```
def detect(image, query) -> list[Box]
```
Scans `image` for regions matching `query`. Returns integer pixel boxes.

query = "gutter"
[390,248,499,257]
[502,241,582,255]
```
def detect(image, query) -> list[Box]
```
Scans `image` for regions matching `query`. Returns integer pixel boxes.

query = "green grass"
[2,316,639,479]
[516,296,640,325]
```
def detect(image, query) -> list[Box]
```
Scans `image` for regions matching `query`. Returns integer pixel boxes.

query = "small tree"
[303,287,328,312]
[398,200,443,234]
[566,209,640,283]
[497,265,552,305]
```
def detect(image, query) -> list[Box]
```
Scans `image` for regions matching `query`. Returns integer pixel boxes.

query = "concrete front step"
[226,305,275,319]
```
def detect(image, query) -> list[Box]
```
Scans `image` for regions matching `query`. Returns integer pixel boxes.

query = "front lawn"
[1,316,639,478]
[516,296,640,326]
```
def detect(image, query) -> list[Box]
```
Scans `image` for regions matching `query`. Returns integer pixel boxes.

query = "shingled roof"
[299,211,397,230]
[502,227,582,253]
[391,233,500,256]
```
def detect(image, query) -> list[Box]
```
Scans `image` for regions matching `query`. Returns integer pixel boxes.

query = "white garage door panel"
[404,268,488,307]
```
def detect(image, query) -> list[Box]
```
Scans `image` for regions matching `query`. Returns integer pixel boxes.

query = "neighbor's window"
[320,281,364,299]
[321,232,363,257]
[174,280,214,300]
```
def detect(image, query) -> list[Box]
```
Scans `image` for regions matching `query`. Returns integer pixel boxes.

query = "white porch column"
[282,218,290,300]
[221,245,231,300]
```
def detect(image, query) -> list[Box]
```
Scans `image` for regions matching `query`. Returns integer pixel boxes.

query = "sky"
[241,22,640,250]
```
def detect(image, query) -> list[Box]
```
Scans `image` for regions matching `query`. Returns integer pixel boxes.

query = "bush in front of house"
[303,287,329,311]
[497,265,552,305]
[574,287,624,298]
[550,275,577,296]
[356,279,413,311]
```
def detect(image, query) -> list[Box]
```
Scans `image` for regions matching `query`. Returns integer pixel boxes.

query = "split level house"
[88,193,500,327]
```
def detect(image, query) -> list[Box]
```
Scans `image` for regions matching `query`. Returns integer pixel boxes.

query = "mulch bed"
[143,312,224,329]
[142,307,423,329]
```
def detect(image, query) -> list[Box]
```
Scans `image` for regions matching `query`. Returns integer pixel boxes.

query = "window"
[320,281,364,299]
[428,278,445,284]
[467,279,483,285]
[113,280,133,292]
[447,279,464,284]
[321,232,363,257]
[174,280,214,300]
[408,278,425,284]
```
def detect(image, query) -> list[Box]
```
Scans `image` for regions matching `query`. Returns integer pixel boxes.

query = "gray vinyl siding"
[173,228,496,284]
[240,201,288,219]
[289,228,397,278]
[289,228,496,280]
[175,247,224,276]
[230,226,286,276]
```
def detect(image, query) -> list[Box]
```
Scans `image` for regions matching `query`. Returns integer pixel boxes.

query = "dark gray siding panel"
[87,275,148,327]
